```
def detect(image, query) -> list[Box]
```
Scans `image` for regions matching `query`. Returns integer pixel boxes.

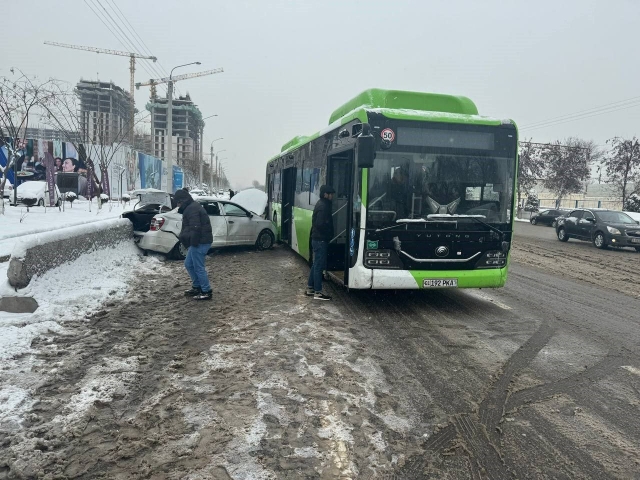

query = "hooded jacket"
[311,196,334,241]
[178,196,214,247]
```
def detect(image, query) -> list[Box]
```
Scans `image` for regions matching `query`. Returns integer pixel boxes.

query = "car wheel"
[593,231,608,249]
[530,217,537,225]
[557,227,569,242]
[169,242,188,260]
[635,247,640,253]
[256,229,275,250]
[37,199,44,207]
[551,220,557,228]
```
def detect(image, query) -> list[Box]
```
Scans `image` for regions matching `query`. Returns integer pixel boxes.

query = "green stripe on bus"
[409,264,509,288]
[293,207,313,260]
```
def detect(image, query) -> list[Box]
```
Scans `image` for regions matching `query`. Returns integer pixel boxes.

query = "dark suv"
[556,209,640,251]
[530,208,570,227]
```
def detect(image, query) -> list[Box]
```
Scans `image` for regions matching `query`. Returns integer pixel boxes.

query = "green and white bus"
[266,89,518,290]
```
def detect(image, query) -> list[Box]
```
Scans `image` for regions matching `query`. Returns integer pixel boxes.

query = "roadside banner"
[43,152,56,206]
[173,165,183,194]
[100,164,111,199]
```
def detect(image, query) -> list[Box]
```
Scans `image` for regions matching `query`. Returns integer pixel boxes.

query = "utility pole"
[166,79,174,192]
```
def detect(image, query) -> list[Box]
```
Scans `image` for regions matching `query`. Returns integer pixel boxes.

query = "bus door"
[326,150,354,285]
[281,167,296,244]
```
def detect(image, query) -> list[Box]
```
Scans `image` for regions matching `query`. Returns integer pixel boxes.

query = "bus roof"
[274,88,506,160]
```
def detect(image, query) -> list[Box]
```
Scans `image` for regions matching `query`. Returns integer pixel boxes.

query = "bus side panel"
[293,206,313,260]
[271,202,282,241]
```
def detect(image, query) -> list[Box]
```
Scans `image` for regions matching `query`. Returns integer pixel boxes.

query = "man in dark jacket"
[174,189,214,300]
[306,185,335,300]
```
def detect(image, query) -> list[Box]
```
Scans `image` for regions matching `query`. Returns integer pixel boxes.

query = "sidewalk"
[0,201,123,260]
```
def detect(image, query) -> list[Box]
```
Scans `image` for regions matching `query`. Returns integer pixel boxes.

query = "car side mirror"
[586,217,595,223]
[356,123,375,169]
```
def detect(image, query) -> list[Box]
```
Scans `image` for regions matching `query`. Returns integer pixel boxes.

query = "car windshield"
[596,211,636,224]
[367,150,514,228]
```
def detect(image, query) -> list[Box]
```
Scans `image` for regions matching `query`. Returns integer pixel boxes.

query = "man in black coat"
[174,189,214,300]
[306,184,335,300]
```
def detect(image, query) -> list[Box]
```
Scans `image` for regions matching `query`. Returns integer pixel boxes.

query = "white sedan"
[138,190,275,259]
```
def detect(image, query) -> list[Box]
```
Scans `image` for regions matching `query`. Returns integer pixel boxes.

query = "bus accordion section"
[265,88,518,290]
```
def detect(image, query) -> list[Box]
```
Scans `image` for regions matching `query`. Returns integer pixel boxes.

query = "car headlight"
[607,226,621,235]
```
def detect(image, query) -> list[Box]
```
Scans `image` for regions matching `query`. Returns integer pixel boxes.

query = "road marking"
[466,290,512,310]
[621,365,640,376]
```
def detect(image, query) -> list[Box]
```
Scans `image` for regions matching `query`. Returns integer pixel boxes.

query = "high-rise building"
[146,93,203,165]
[77,80,131,145]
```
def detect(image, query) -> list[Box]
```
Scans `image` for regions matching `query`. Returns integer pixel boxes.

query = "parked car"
[189,189,207,197]
[121,189,174,237]
[137,189,276,259]
[530,208,571,227]
[556,209,640,251]
[9,181,61,207]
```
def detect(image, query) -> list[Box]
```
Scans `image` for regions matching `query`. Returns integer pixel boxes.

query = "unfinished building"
[77,80,131,145]
[146,93,203,165]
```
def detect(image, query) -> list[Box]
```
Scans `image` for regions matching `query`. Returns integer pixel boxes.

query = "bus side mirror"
[356,123,375,169]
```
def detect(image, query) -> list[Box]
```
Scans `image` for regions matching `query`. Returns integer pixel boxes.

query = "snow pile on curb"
[0,243,162,431]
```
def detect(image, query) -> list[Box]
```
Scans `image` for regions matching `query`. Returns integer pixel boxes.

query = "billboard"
[138,152,162,190]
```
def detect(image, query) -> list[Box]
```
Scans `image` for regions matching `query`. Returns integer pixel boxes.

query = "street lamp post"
[200,115,218,187]
[167,61,200,193]
[209,140,223,195]
[215,151,226,191]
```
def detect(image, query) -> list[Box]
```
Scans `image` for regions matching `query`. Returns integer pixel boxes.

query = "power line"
[83,0,166,95]
[92,0,167,85]
[521,95,640,132]
[102,0,170,85]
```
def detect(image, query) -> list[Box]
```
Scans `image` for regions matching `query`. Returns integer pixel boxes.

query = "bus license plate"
[423,279,458,288]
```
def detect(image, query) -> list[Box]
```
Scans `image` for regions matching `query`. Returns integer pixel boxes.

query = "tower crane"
[44,41,158,145]
[135,68,224,93]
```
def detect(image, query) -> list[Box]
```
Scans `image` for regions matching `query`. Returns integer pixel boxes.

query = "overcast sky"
[2,0,639,188]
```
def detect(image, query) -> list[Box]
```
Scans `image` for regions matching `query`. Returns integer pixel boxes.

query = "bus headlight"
[365,249,401,269]
[477,250,507,268]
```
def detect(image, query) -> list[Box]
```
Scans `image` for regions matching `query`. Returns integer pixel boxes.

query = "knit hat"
[174,189,191,204]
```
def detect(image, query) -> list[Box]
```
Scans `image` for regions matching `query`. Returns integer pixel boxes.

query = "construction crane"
[135,68,224,92]
[136,67,224,192]
[44,41,158,145]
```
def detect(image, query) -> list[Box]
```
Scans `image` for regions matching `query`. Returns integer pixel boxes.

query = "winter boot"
[194,290,213,301]
[184,286,202,297]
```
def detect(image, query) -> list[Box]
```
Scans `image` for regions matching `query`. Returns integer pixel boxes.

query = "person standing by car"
[306,185,335,300]
[174,189,214,301]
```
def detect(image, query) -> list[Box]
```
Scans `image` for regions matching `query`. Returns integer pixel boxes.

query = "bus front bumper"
[368,267,509,289]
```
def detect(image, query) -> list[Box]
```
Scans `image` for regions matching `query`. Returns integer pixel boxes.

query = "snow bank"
[7,218,133,288]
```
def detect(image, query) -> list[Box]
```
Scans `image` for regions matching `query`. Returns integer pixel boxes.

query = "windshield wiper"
[426,214,505,239]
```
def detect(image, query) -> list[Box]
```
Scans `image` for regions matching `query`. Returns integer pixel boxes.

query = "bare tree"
[517,140,544,209]
[0,71,56,214]
[601,137,640,209]
[39,81,139,207]
[540,138,598,207]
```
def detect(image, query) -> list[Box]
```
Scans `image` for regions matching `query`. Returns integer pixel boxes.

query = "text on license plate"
[423,278,458,288]
[631,238,640,244]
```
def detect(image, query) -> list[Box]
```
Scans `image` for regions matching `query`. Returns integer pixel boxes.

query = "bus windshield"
[367,150,515,229]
